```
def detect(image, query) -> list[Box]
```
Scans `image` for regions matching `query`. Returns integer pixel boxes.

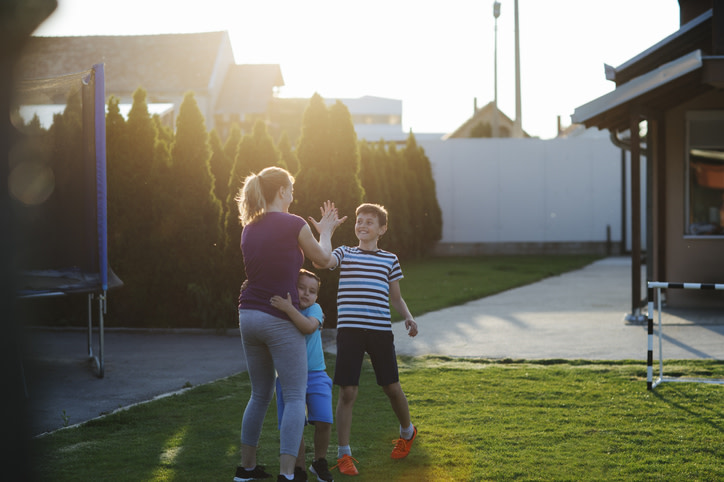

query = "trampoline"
[12,64,122,378]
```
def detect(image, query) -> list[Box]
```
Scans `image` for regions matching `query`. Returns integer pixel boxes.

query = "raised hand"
[308,200,347,235]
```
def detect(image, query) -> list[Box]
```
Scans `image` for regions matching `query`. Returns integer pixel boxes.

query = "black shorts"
[333,328,399,387]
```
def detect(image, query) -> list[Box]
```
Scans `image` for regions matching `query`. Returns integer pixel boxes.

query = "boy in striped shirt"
[315,203,419,476]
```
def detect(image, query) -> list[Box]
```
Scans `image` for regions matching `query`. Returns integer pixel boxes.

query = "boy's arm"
[389,280,418,337]
[269,293,320,335]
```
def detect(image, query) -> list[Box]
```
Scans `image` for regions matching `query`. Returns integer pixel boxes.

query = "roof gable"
[17,31,230,97]
[447,101,529,138]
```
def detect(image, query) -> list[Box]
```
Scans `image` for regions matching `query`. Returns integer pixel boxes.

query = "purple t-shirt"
[238,211,307,321]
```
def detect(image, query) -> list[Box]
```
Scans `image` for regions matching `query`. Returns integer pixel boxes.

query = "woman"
[233,166,345,482]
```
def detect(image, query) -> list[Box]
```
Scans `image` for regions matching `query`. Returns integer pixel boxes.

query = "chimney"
[474,97,478,114]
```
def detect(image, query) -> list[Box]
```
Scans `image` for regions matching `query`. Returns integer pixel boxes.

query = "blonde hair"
[236,166,294,225]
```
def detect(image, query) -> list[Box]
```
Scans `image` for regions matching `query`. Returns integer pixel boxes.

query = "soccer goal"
[646,281,724,390]
[12,63,122,378]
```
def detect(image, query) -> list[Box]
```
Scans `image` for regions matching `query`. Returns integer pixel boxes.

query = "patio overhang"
[572,50,724,132]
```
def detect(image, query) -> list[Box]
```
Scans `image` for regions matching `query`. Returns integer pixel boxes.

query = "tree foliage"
[37,91,442,330]
[293,95,363,326]
[160,92,223,327]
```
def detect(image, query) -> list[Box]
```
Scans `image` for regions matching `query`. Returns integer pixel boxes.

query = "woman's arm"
[269,293,319,335]
[389,280,418,337]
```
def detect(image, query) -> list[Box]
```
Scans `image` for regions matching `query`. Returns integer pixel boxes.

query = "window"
[685,111,724,236]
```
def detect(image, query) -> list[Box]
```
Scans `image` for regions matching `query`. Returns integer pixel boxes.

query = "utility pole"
[492,1,501,138]
[513,0,522,137]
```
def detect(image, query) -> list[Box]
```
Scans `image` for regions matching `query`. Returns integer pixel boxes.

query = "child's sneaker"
[331,454,358,476]
[309,458,334,481]
[294,466,308,481]
[234,464,272,481]
[276,468,307,482]
[391,426,417,459]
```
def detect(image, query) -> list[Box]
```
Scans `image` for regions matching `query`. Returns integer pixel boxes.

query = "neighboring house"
[326,95,403,141]
[15,31,283,133]
[446,100,530,139]
[572,0,724,311]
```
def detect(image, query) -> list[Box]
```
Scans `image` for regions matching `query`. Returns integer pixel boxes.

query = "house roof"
[215,64,284,114]
[572,8,724,132]
[446,101,529,138]
[17,31,231,98]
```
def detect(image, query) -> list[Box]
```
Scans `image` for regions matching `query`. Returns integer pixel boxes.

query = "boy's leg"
[305,370,334,459]
[333,329,365,451]
[367,331,417,458]
[385,381,417,459]
[313,422,332,461]
[335,384,358,447]
[382,381,411,429]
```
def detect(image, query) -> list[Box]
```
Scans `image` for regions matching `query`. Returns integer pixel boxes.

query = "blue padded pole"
[93,64,108,291]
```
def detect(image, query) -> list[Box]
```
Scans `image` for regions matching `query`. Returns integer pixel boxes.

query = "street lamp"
[492,1,501,138]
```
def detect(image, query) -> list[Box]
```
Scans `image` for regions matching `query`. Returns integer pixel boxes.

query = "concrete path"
[22,257,723,436]
[391,256,724,360]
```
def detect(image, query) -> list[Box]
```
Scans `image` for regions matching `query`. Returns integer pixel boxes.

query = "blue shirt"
[301,303,326,372]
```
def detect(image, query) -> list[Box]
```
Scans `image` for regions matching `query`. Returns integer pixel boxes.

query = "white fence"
[418,136,646,255]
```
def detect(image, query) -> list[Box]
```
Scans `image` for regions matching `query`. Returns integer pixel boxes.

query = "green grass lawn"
[30,255,724,480]
[32,356,724,481]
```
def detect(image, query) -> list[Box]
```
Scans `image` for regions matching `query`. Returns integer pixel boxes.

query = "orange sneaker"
[391,426,417,459]
[331,454,359,476]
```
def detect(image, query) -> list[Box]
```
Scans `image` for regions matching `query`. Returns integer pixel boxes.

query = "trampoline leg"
[87,293,93,359]
[97,292,105,378]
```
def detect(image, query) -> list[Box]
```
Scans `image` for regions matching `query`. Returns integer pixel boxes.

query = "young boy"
[270,269,335,482]
[315,203,419,476]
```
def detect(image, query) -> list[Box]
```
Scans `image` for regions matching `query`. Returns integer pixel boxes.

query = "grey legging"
[239,309,307,456]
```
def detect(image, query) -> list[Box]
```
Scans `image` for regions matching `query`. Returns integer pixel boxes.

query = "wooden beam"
[629,109,643,321]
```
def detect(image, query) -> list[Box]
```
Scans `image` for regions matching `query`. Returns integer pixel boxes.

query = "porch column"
[626,111,645,322]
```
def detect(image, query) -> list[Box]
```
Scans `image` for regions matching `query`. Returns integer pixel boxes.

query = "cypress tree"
[380,142,412,256]
[48,91,83,268]
[404,132,442,254]
[401,135,425,257]
[208,129,230,208]
[293,95,363,326]
[163,92,223,327]
[105,95,128,262]
[105,89,163,325]
[278,131,298,175]
[221,123,242,199]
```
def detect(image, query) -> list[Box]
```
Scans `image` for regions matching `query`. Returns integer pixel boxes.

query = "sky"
[34,0,683,139]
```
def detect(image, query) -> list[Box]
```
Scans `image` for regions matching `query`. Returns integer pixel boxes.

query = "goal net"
[647,281,724,390]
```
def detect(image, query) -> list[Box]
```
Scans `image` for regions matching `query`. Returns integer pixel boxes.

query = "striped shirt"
[332,246,403,331]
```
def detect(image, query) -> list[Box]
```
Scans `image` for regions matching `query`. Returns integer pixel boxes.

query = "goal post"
[647,281,724,390]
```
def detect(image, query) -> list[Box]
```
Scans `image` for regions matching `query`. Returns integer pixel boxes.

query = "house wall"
[665,90,724,308]
[419,136,638,256]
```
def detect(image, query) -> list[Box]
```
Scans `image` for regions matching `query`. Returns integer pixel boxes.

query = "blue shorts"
[276,370,333,429]
[333,328,399,387]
